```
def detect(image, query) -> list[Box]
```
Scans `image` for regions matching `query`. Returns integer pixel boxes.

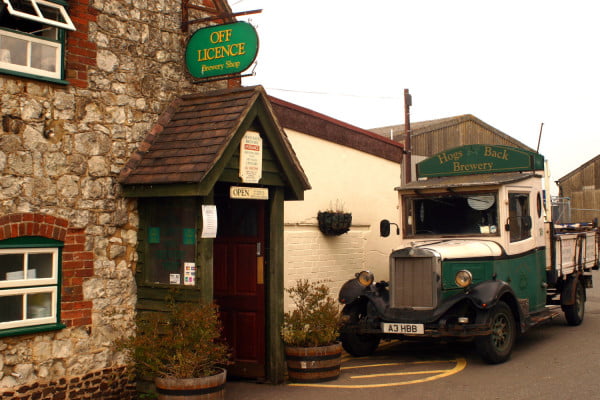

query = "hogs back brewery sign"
[185,21,258,79]
[417,145,545,178]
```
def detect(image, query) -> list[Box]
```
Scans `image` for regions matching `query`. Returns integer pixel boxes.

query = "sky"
[230,0,599,194]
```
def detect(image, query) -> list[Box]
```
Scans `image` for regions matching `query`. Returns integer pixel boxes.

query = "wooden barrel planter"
[154,368,226,400]
[285,342,342,383]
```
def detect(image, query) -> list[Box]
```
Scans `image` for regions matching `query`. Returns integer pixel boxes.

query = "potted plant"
[120,298,230,399]
[318,200,352,236]
[281,280,342,382]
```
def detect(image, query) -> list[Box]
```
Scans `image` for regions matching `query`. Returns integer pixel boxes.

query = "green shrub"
[120,299,230,379]
[281,280,341,347]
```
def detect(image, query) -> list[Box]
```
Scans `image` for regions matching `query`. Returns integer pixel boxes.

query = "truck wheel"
[340,304,380,357]
[563,280,585,326]
[474,301,516,364]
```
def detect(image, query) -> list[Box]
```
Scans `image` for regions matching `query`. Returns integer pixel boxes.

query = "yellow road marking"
[288,357,467,389]
[342,359,456,370]
[350,369,455,379]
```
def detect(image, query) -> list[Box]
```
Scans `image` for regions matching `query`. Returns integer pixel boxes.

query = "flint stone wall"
[0,0,228,397]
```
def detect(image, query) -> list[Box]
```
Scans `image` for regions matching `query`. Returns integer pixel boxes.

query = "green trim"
[0,239,64,336]
[0,22,68,82]
[266,187,285,383]
[0,322,66,338]
[0,68,70,85]
[121,183,206,198]
[0,236,64,248]
[198,194,215,303]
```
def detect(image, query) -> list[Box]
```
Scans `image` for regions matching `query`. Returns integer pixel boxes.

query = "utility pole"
[404,89,412,185]
[536,122,544,153]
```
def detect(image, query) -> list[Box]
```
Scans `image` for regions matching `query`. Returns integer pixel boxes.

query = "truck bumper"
[355,321,491,339]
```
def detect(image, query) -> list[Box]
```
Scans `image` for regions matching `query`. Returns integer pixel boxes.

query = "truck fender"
[468,280,517,310]
[339,279,368,305]
[469,280,525,332]
[560,275,584,307]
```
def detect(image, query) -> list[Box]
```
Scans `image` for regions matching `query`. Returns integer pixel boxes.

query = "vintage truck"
[339,144,599,363]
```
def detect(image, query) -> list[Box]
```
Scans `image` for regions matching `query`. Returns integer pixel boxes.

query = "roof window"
[2,0,75,31]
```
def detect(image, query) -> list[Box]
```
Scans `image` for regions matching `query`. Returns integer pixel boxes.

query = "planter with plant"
[120,298,230,399]
[318,200,352,236]
[281,280,342,382]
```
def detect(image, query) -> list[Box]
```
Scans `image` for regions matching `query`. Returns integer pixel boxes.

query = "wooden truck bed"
[549,224,599,276]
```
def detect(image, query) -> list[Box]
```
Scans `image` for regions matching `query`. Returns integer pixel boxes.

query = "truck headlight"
[455,270,473,288]
[357,270,374,286]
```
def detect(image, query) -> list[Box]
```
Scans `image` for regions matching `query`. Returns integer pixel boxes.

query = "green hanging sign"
[185,21,258,79]
[417,145,545,178]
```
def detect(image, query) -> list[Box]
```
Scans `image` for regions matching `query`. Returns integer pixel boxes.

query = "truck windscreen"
[405,192,498,236]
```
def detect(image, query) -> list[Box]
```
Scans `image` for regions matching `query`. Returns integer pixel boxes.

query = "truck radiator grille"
[390,256,438,309]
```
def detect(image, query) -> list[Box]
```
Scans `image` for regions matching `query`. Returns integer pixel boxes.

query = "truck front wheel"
[340,303,380,357]
[474,301,516,364]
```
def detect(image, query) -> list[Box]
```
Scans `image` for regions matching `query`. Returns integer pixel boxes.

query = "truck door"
[507,191,546,311]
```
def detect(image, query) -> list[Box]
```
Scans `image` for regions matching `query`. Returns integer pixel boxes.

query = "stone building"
[0,0,257,397]
[0,0,405,395]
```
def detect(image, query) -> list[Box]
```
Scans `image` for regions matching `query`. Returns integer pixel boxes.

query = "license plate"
[382,322,424,335]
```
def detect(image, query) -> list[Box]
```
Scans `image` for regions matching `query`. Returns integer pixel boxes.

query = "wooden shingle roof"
[119,85,310,198]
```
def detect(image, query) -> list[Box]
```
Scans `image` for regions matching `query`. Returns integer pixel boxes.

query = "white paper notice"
[201,205,218,238]
[239,131,263,183]
[169,273,181,285]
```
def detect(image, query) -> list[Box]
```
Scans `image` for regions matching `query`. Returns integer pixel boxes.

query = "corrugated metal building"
[370,114,534,157]
[556,155,600,223]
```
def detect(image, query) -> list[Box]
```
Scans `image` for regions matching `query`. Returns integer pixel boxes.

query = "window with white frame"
[0,0,75,80]
[0,244,60,331]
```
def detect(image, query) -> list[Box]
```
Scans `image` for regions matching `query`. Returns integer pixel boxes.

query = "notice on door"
[239,131,262,183]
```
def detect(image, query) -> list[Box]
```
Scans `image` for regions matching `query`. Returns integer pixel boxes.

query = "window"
[141,197,199,286]
[508,192,532,242]
[0,237,62,334]
[404,191,499,236]
[0,0,75,81]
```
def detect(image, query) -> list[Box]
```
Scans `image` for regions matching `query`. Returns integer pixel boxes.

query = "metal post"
[404,89,412,184]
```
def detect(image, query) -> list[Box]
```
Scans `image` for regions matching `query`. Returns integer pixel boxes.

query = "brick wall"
[0,213,92,328]
[284,226,367,309]
[65,0,97,88]
[0,366,136,400]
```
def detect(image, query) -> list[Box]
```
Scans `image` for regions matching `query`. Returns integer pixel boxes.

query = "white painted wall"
[282,128,402,305]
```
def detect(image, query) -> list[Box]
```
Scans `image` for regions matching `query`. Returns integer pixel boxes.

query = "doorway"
[213,186,266,379]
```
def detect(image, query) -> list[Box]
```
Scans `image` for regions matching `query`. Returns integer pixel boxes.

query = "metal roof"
[395,172,540,192]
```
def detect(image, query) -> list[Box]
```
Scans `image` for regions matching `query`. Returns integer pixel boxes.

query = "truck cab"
[339,145,598,363]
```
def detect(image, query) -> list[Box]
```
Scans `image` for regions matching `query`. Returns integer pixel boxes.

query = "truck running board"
[525,306,561,330]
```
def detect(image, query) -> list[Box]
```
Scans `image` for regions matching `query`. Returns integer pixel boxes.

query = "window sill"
[0,68,69,85]
[0,322,66,338]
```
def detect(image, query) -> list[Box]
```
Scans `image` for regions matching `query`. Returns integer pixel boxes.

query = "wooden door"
[214,196,266,379]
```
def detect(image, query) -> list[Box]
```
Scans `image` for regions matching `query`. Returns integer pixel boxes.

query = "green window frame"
[139,197,200,287]
[0,236,64,337]
[0,0,75,82]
